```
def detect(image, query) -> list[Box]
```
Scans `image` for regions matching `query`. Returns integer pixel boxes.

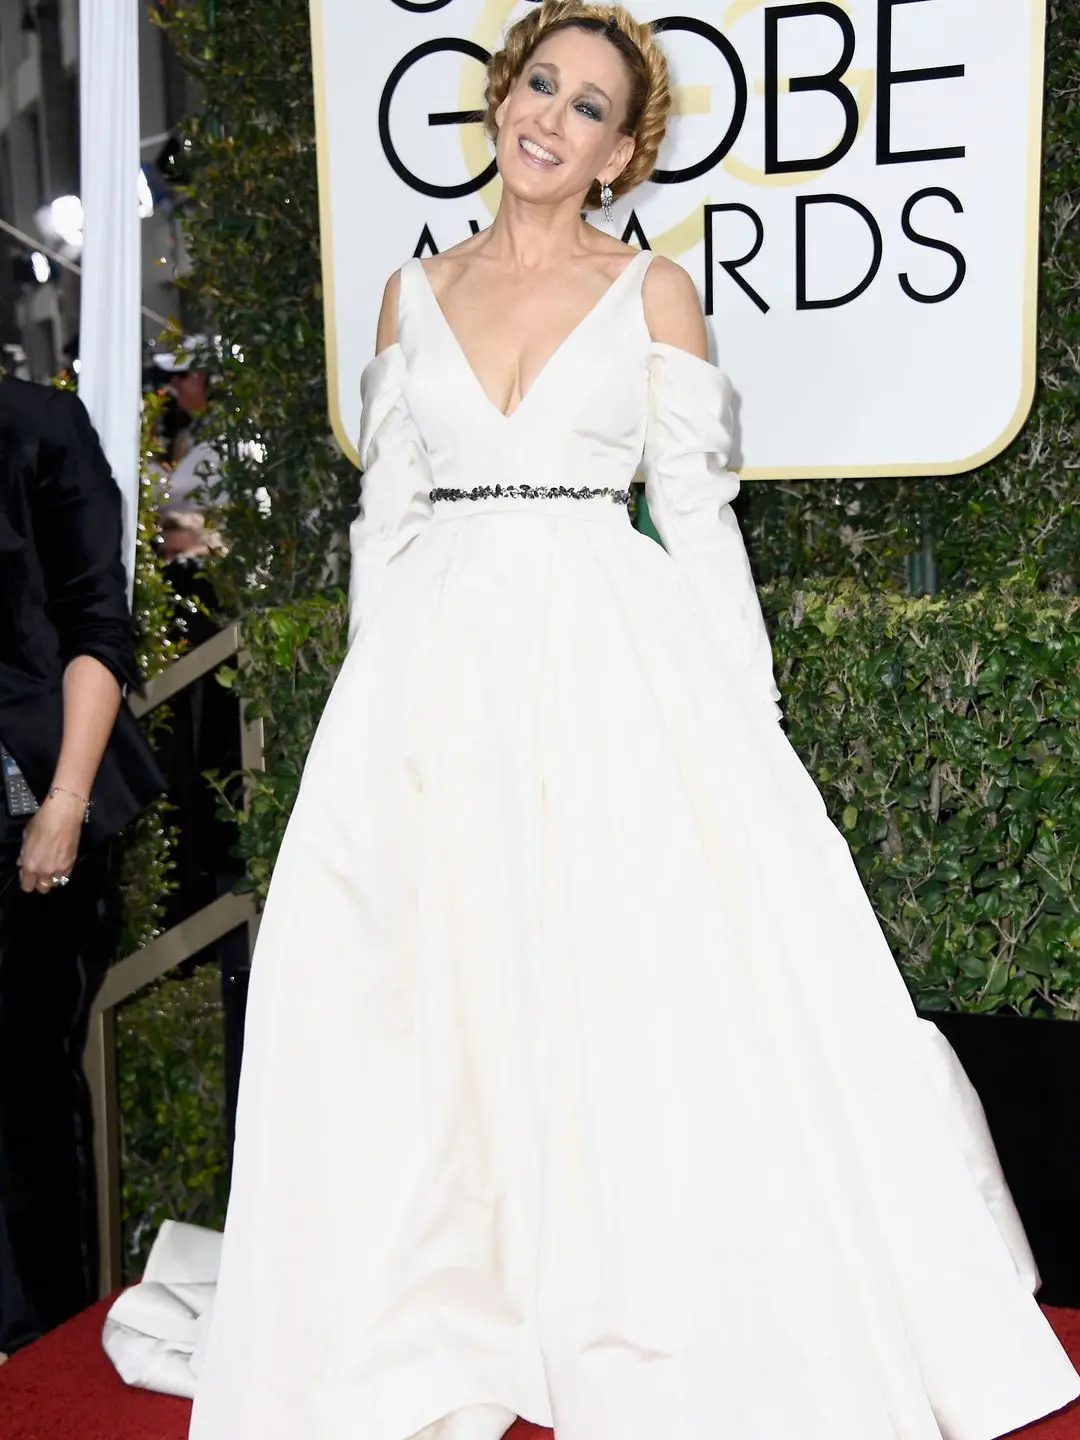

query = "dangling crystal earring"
[600,182,614,225]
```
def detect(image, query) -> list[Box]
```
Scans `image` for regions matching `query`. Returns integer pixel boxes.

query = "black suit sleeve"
[31,388,141,691]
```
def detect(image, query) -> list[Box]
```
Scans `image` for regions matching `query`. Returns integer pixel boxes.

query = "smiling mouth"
[519,137,562,167]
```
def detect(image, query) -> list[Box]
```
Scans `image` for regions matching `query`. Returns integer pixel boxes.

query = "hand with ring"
[17,789,83,895]
[34,873,71,894]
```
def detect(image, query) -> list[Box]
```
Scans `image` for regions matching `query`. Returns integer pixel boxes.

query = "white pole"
[77,0,141,594]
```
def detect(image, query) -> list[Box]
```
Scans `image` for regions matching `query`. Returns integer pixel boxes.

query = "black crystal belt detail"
[431,484,630,506]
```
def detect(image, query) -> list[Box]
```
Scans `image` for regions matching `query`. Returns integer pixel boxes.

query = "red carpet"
[1,1298,1077,1439]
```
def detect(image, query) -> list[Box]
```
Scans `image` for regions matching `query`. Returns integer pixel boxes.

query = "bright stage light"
[35,194,84,250]
[35,171,158,252]
[49,194,84,247]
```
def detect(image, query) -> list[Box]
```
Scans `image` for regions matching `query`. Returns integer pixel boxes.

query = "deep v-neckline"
[415,250,649,422]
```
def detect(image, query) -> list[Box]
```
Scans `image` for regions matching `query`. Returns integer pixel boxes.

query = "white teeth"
[521,138,560,165]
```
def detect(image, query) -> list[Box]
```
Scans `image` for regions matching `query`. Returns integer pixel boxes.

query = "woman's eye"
[525,73,601,120]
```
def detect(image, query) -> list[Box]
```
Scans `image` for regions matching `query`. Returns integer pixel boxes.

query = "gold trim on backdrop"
[310,0,362,470]
[312,0,1048,482]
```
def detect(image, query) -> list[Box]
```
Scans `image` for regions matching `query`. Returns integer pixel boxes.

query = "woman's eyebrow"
[530,60,612,107]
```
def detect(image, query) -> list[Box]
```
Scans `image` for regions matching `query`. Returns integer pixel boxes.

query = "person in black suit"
[0,377,163,1356]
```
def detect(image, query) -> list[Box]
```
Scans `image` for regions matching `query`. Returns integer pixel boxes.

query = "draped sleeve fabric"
[348,344,433,648]
[32,386,141,691]
[643,341,781,723]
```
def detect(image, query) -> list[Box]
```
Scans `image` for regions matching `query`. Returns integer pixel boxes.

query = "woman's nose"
[536,97,563,136]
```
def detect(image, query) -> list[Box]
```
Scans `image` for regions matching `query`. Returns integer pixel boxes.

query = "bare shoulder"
[643,256,709,360]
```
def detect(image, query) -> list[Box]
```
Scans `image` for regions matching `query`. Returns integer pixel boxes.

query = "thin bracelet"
[48,786,93,824]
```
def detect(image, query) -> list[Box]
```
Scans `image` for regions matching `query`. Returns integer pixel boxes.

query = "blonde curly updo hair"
[485,2,671,212]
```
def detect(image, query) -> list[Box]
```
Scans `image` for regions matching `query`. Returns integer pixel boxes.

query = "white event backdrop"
[311,0,1046,480]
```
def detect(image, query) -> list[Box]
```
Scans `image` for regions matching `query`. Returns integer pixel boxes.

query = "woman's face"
[495,27,636,211]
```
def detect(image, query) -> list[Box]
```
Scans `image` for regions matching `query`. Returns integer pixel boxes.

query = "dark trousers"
[0,818,119,1353]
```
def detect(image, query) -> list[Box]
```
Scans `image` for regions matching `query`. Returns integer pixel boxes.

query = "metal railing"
[83,623,265,1295]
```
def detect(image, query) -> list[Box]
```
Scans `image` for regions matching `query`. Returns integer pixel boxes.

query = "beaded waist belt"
[431,484,630,506]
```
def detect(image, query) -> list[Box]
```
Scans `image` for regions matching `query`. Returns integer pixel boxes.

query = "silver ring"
[52,874,70,887]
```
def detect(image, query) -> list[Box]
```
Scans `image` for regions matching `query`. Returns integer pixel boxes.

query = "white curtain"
[77,0,141,591]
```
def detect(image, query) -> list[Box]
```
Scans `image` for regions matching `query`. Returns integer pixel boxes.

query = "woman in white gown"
[189,5,1080,1438]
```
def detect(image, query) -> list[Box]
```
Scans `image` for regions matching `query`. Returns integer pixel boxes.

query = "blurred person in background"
[0,376,163,1358]
[151,335,215,476]
[148,382,249,1174]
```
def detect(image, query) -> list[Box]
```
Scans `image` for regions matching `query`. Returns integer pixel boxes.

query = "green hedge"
[215,597,348,899]
[155,0,355,615]
[768,583,1080,1017]
[116,964,228,1276]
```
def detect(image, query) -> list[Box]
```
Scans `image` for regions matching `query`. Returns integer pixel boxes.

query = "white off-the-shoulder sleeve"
[348,344,433,646]
[643,342,781,722]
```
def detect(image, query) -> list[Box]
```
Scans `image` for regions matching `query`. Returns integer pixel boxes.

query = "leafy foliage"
[153,0,355,615]
[116,964,228,1276]
[214,594,348,900]
[108,389,215,1276]
[767,583,1080,1017]
[115,389,185,958]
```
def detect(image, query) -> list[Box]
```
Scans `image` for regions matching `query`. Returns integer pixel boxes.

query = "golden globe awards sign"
[311,0,1046,480]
